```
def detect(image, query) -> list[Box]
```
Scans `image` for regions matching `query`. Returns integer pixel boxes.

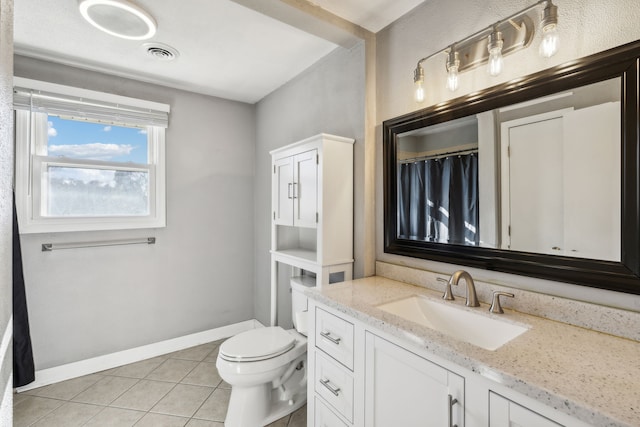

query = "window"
[14,78,169,233]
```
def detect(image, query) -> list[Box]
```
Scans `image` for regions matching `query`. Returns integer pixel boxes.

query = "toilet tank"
[290,276,315,336]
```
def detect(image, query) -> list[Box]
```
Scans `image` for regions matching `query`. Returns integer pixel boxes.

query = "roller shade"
[13,86,169,128]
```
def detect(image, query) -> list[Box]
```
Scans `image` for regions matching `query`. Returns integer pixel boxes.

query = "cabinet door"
[365,332,464,427]
[489,392,561,427]
[273,156,294,225]
[294,149,318,228]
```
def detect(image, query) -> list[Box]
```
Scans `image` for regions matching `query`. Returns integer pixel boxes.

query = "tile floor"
[13,339,306,427]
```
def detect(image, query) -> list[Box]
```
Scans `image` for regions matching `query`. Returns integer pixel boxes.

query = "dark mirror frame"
[383,40,640,295]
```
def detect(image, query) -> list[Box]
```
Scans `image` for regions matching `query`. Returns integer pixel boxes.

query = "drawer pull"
[448,394,458,427]
[320,378,341,396]
[320,331,341,345]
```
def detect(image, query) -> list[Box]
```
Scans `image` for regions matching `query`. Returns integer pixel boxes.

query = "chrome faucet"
[445,270,480,307]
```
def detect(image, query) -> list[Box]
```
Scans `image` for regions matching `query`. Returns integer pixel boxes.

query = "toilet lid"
[219,326,296,362]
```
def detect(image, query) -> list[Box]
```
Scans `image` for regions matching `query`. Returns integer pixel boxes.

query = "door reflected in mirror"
[395,78,621,262]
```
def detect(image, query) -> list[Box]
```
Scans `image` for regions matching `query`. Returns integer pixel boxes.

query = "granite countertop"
[306,276,640,427]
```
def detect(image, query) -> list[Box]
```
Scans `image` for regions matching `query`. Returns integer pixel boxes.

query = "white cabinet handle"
[320,378,341,396]
[320,331,341,344]
[287,183,293,199]
[292,182,298,199]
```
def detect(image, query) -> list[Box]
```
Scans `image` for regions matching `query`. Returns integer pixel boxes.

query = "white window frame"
[14,78,168,233]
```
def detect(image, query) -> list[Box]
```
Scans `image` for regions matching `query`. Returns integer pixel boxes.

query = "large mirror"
[383,40,640,294]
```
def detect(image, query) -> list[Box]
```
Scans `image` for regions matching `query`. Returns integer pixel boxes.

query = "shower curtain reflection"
[398,153,479,245]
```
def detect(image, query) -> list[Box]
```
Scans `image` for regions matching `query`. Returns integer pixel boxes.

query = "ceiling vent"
[144,43,179,61]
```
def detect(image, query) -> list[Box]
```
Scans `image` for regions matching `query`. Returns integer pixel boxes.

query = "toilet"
[216,280,309,427]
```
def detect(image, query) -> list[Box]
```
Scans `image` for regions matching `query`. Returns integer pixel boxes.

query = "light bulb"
[414,64,425,103]
[446,67,459,91]
[487,30,504,76]
[488,48,503,76]
[446,50,460,92]
[539,25,559,57]
[539,1,559,58]
[415,81,425,103]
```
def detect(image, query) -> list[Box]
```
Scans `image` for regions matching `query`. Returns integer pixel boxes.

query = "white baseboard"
[16,319,264,393]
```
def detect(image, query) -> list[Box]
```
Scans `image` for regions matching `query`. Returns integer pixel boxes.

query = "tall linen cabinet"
[269,134,354,326]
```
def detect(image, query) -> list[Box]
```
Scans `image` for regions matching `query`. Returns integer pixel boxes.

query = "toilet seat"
[219,326,296,362]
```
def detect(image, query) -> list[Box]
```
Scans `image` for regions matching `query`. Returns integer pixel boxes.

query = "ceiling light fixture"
[412,0,559,103]
[78,0,157,40]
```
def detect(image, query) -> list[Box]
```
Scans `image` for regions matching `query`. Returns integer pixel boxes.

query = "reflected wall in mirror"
[395,79,621,262]
[383,40,640,294]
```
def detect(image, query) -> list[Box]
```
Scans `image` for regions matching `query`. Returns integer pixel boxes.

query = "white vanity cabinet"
[307,298,593,427]
[364,332,464,427]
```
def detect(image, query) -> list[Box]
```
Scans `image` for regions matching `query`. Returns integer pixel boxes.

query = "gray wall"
[0,0,13,422]
[376,0,640,311]
[14,56,257,369]
[254,42,365,326]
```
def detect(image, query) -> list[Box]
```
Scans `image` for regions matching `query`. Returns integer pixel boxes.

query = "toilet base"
[262,388,307,426]
[223,354,307,427]
[224,384,307,427]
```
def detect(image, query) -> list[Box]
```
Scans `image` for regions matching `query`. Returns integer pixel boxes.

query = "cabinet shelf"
[271,248,317,266]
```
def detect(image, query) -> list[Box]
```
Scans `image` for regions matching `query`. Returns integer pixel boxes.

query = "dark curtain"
[13,193,35,387]
[398,153,479,245]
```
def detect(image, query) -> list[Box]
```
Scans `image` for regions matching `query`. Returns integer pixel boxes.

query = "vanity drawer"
[315,396,349,427]
[315,307,354,369]
[315,350,354,423]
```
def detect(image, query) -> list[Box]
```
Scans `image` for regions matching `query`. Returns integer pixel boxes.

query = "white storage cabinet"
[270,134,354,326]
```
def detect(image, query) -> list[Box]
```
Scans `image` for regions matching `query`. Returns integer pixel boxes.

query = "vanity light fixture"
[412,0,559,100]
[78,0,157,40]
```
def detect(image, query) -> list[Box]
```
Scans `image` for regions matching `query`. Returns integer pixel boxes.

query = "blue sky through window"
[47,116,148,164]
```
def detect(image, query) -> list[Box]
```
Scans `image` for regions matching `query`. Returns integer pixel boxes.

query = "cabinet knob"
[489,291,515,314]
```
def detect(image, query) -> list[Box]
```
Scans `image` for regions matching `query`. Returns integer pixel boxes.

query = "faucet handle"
[438,277,455,301]
[489,291,514,314]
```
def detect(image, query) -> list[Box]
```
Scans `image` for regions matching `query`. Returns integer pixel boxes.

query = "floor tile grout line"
[185,383,220,423]
[149,387,215,422]
[21,399,58,427]
[73,375,142,407]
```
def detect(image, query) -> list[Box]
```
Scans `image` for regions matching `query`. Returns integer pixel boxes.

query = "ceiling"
[13,0,424,104]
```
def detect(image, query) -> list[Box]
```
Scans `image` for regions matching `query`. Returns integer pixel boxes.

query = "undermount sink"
[376,295,529,351]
